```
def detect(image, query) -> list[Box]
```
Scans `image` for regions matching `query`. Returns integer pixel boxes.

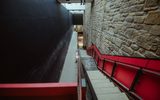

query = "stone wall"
[84,0,160,58]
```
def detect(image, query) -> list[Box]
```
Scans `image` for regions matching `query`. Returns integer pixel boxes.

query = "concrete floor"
[59,31,77,82]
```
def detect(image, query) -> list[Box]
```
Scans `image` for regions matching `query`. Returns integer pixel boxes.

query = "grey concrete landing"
[79,50,97,71]
[59,32,77,82]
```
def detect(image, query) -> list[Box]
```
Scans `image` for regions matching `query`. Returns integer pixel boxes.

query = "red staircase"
[87,44,160,100]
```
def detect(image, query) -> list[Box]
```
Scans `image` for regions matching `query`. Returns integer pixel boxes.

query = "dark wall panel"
[0,0,73,82]
[72,14,83,25]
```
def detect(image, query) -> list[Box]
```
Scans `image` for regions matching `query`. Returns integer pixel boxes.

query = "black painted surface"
[0,0,73,82]
[72,14,83,25]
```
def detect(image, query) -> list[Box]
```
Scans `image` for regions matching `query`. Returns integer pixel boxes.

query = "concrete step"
[92,81,115,88]
[87,72,106,80]
[94,87,121,95]
[90,79,111,84]
[87,70,105,76]
[97,93,129,100]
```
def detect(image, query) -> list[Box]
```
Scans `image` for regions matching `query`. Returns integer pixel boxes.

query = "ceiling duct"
[57,0,93,4]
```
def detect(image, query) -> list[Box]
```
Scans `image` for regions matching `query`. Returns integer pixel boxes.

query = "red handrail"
[0,82,78,100]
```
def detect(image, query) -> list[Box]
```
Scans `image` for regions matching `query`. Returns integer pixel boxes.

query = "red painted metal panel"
[103,61,114,76]
[91,48,94,57]
[113,64,138,89]
[117,57,149,68]
[102,55,119,61]
[82,87,86,100]
[0,83,77,88]
[98,58,103,70]
[93,51,96,60]
[1,96,77,100]
[87,47,93,56]
[146,60,160,72]
[93,45,101,57]
[134,72,160,100]
[0,83,77,97]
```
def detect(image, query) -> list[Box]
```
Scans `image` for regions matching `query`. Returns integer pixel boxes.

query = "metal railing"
[87,44,160,100]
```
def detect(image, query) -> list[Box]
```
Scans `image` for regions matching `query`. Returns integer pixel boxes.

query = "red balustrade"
[87,44,160,100]
[0,83,78,100]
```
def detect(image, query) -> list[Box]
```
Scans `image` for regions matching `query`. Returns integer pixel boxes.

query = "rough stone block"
[131,44,139,51]
[121,50,130,56]
[137,43,152,50]
[109,43,119,52]
[144,6,158,11]
[114,38,123,47]
[124,28,135,38]
[113,14,125,22]
[156,48,160,56]
[114,24,122,30]
[129,5,143,12]
[136,35,152,50]
[126,16,134,22]
[147,36,160,46]
[134,16,145,24]
[128,0,145,5]
[144,11,160,25]
[138,48,145,53]
[120,8,129,13]
[111,50,119,55]
[132,51,145,57]
[150,25,160,36]
[122,39,132,47]
[130,12,145,16]
[144,51,159,58]
[150,45,158,51]
[123,22,134,28]
[144,0,158,8]
[122,13,129,17]
[128,32,140,39]
[134,24,144,30]
[121,45,133,55]
[136,0,145,4]
[142,24,152,31]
